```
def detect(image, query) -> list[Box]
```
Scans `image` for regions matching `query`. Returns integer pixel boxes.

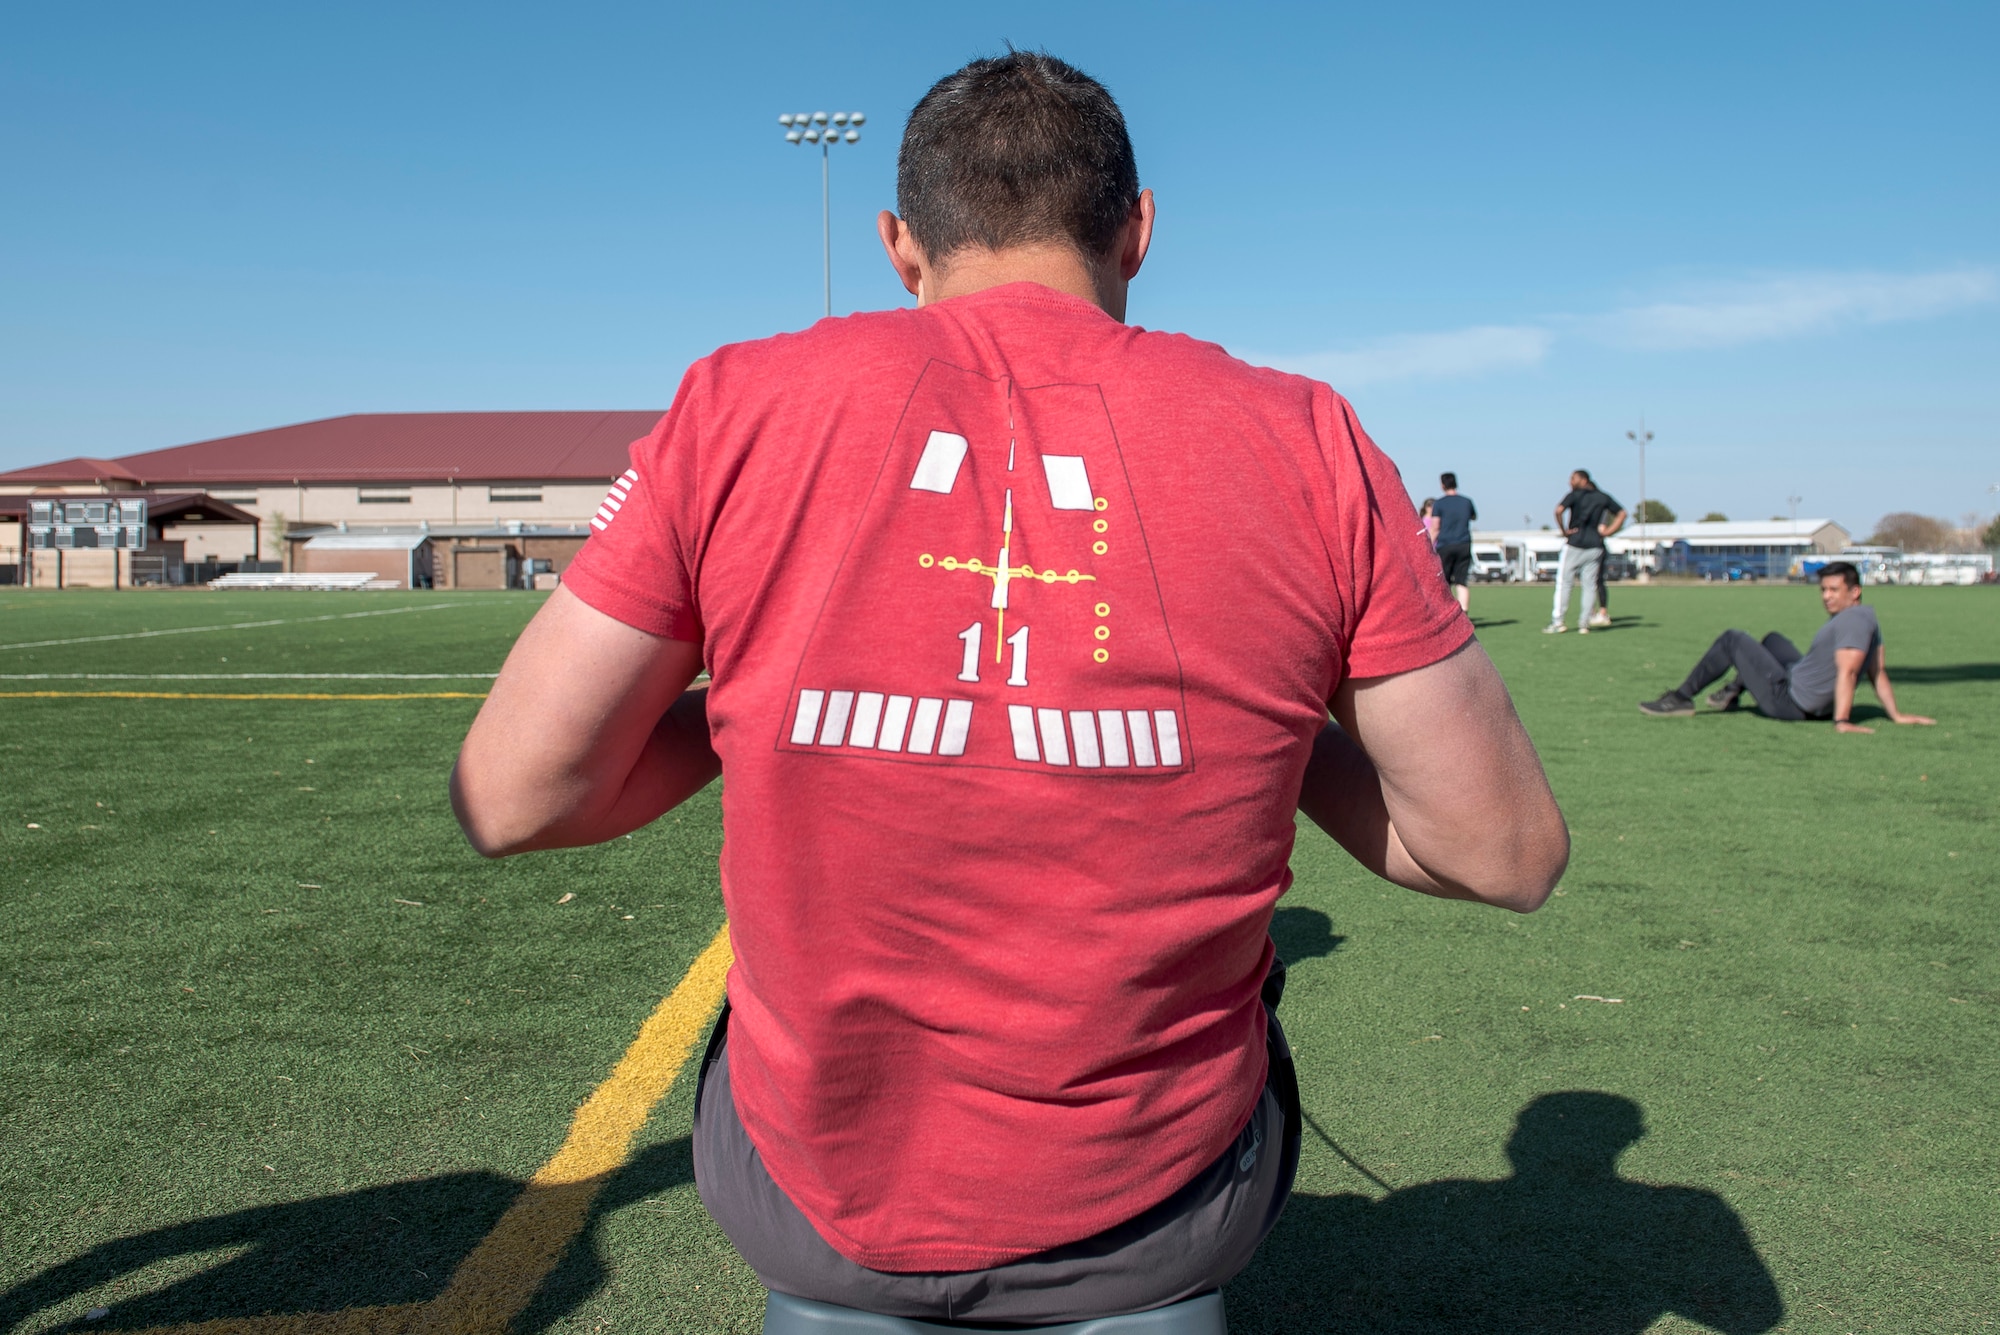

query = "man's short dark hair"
[1818,560,1861,589]
[1572,468,1593,485]
[897,50,1139,264]
[1440,472,1458,490]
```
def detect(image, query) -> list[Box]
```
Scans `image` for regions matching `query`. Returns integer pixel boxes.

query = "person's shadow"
[1270,905,1344,966]
[0,1139,694,1335]
[1227,1091,1784,1334]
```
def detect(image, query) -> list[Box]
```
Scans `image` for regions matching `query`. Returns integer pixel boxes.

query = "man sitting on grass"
[1638,561,1934,732]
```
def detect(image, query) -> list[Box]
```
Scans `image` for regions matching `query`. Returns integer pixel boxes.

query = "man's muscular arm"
[1864,646,1934,727]
[1832,646,1870,733]
[1298,640,1567,911]
[451,586,718,856]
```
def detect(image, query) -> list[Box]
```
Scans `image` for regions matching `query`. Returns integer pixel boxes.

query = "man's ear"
[1116,188,1155,282]
[877,211,924,300]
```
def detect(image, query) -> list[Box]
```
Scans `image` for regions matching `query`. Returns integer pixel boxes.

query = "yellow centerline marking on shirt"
[0,691,490,700]
[116,923,734,1335]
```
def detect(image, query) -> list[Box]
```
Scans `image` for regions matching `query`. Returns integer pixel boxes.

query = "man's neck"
[922,244,1125,320]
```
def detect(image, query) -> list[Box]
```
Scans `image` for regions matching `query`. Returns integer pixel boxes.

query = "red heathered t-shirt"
[561,283,1469,1272]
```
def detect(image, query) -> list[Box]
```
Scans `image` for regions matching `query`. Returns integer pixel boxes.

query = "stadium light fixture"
[1627,419,1655,536]
[778,110,866,317]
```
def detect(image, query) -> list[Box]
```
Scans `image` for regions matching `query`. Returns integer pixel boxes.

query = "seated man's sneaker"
[1639,692,1695,717]
[1706,681,1746,711]
[1588,610,1612,627]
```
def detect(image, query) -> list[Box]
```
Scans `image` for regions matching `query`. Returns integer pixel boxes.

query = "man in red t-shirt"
[453,52,1567,1324]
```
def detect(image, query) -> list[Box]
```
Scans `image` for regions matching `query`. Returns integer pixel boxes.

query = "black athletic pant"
[1675,630,1809,719]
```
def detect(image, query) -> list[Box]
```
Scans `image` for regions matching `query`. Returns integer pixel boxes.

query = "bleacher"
[206,571,399,591]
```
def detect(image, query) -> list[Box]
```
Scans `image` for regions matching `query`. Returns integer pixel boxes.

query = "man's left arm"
[1598,507,1627,538]
[1865,645,1934,727]
[451,586,717,856]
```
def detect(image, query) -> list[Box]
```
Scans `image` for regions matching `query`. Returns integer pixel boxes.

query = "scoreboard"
[28,498,148,551]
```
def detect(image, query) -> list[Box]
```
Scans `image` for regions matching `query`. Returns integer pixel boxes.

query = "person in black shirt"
[1431,473,1477,614]
[1543,470,1626,635]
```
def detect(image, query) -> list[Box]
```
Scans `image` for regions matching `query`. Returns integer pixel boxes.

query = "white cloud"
[1594,267,1998,350]
[1246,266,1997,389]
[1249,324,1552,387]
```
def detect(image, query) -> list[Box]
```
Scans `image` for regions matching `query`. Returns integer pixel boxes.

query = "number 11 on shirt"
[958,622,1031,686]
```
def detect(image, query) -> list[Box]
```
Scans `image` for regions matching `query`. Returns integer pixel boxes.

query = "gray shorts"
[692,1004,1298,1325]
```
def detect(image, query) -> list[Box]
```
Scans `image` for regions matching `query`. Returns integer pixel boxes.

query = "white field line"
[0,601,474,652]
[0,672,499,680]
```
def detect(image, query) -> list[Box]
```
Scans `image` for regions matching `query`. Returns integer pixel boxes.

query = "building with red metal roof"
[0,411,663,590]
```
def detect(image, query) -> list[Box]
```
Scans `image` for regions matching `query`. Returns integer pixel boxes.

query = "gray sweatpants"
[1552,545,1603,627]
[692,1009,1297,1325]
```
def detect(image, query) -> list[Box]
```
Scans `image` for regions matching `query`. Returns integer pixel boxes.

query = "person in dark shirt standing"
[1432,473,1477,614]
[1639,561,1934,729]
[1544,469,1626,635]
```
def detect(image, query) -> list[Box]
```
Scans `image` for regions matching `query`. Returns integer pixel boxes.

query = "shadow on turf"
[1226,1091,1784,1335]
[1270,905,1344,965]
[0,1138,694,1335]
[1882,662,2000,684]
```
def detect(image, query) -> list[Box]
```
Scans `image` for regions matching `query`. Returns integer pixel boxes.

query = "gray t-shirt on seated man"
[1788,604,1882,714]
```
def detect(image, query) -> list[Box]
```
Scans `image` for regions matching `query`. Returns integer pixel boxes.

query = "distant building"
[1611,519,1849,579]
[0,411,660,588]
[1470,519,1851,582]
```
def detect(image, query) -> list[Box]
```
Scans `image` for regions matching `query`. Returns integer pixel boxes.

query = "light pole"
[780,110,865,318]
[1627,418,1654,579]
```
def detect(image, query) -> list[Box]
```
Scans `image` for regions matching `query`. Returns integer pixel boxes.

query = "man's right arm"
[1298,640,1567,911]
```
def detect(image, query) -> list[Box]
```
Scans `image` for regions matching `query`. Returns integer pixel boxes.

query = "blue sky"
[4,1,1994,535]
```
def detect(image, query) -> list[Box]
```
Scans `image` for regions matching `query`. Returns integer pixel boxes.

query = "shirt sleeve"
[1831,608,1881,653]
[558,369,707,642]
[1313,386,1473,679]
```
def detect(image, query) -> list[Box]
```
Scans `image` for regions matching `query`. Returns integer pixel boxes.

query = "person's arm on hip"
[1298,639,1567,911]
[1599,508,1628,538]
[451,586,717,856]
[1864,645,1934,727]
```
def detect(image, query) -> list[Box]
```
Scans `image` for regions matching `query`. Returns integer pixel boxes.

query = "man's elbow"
[1480,812,1570,913]
[450,760,546,859]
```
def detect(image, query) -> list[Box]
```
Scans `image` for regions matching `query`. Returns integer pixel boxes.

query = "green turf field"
[0,584,1993,1334]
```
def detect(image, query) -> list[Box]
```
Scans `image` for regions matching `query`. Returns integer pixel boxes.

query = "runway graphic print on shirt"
[778,360,1190,775]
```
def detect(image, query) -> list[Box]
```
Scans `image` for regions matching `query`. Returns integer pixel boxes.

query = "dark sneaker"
[1639,693,1695,717]
[1706,682,1746,711]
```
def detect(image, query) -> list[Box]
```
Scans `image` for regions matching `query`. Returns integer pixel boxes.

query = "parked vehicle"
[1471,543,1511,581]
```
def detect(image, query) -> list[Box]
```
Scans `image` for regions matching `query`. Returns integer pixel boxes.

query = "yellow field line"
[119,923,735,1335]
[0,691,489,700]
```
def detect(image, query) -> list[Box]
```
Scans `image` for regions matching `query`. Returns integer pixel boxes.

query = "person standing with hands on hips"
[1544,469,1625,635]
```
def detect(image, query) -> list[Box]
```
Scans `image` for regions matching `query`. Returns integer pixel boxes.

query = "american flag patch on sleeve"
[592,468,639,532]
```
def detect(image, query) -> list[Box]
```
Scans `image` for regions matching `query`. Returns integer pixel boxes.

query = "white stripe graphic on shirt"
[590,469,640,532]
[791,689,970,758]
[788,690,1179,771]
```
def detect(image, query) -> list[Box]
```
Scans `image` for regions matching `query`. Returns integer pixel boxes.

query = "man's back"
[1434,493,1476,547]
[562,282,1465,1269]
